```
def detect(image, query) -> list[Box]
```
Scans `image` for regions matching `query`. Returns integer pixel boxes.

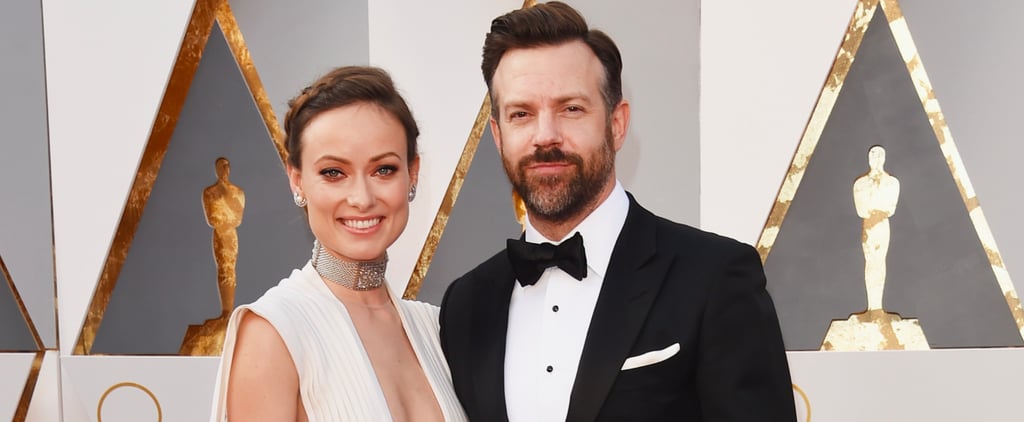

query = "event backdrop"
[0,0,1020,420]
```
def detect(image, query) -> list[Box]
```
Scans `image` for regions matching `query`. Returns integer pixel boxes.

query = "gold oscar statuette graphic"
[821,146,928,351]
[180,157,245,355]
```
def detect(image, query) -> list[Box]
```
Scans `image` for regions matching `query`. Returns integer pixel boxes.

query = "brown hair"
[481,1,623,117]
[284,66,419,168]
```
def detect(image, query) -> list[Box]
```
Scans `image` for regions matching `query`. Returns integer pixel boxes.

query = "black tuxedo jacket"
[440,195,796,421]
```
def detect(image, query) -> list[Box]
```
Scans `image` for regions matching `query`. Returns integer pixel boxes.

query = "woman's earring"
[293,192,307,207]
[408,185,417,202]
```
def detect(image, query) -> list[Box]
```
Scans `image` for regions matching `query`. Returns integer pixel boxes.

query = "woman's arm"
[227,312,301,421]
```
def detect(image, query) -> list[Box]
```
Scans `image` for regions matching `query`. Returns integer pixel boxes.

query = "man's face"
[489,40,629,223]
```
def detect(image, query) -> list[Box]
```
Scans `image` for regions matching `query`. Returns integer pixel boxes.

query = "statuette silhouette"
[821,146,929,351]
[181,157,246,355]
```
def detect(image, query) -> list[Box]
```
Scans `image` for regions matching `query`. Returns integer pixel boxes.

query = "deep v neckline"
[301,263,449,421]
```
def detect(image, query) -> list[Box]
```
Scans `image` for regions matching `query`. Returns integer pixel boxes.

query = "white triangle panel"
[42,0,199,352]
[0,353,36,421]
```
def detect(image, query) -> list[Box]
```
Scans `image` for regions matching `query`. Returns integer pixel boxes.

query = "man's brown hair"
[481,1,623,118]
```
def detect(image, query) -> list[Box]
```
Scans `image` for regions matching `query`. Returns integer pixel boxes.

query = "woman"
[210,66,466,421]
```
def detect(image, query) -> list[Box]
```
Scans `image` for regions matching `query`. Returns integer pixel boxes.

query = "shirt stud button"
[546,365,554,373]
[552,305,559,312]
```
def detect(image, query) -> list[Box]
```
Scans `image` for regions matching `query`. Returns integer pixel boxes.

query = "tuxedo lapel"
[566,197,673,422]
[470,257,517,421]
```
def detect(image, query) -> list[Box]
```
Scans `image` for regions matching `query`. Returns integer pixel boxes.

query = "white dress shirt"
[504,181,629,422]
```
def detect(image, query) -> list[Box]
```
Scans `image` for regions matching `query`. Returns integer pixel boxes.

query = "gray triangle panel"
[764,7,1022,350]
[0,263,37,351]
[0,0,56,348]
[91,22,313,354]
[416,125,522,305]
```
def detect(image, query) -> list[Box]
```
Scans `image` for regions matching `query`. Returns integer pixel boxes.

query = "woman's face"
[289,102,418,262]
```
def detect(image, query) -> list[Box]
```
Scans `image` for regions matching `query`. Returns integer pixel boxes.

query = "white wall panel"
[701,1,856,243]
[788,349,1024,421]
[43,0,198,419]
[58,365,89,422]
[0,353,35,421]
[43,0,197,352]
[569,0,701,226]
[62,356,219,422]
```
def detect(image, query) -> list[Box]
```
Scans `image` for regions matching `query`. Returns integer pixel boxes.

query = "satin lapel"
[566,197,673,422]
[470,257,516,422]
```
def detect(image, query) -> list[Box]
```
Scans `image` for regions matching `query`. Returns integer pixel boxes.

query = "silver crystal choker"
[310,239,387,291]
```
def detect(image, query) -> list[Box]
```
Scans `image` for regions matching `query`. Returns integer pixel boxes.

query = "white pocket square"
[621,342,680,371]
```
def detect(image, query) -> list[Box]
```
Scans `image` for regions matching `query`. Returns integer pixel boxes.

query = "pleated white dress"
[210,262,467,421]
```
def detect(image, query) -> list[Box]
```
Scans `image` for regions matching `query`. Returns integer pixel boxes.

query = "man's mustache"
[518,147,584,168]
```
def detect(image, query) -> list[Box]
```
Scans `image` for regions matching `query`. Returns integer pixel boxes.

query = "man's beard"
[502,130,615,224]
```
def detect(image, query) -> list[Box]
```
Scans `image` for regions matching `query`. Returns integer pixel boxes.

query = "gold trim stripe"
[215,1,288,164]
[12,351,44,422]
[755,0,876,262]
[879,0,1024,338]
[402,0,537,299]
[0,255,43,351]
[73,0,220,355]
[403,97,491,299]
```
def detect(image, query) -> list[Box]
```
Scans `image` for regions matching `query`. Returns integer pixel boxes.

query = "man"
[439,2,796,421]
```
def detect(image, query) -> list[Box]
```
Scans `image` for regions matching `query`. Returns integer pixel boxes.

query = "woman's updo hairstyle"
[284,66,419,168]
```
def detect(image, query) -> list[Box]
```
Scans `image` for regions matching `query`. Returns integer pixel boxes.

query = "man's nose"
[532,111,562,148]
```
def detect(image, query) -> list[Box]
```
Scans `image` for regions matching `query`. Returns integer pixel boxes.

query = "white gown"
[210,262,467,421]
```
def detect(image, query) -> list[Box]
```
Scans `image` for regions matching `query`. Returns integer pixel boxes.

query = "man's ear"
[610,99,631,152]
[490,115,502,154]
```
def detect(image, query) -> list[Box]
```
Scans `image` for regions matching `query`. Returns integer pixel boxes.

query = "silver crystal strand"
[310,239,387,290]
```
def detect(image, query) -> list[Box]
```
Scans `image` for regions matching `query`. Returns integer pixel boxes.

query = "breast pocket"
[612,342,685,392]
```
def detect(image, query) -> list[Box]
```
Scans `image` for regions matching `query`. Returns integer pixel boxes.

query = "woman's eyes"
[375,165,398,176]
[320,168,343,178]
[319,166,397,179]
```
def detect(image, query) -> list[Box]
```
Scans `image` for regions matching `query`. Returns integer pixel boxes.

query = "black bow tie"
[507,232,588,287]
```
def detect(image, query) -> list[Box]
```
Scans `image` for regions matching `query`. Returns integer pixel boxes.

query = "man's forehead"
[495,41,600,73]
[491,43,604,102]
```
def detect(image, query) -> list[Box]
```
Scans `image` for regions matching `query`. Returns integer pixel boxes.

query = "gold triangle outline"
[402,96,491,299]
[402,0,537,299]
[73,0,285,356]
[11,351,44,422]
[755,0,1024,343]
[0,255,43,352]
[3,252,44,421]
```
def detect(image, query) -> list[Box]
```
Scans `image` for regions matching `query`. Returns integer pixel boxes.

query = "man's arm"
[696,243,797,421]
[439,277,457,358]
